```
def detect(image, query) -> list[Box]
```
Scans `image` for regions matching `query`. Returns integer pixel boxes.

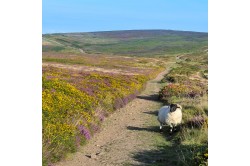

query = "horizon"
[43,0,208,34]
[42,29,208,35]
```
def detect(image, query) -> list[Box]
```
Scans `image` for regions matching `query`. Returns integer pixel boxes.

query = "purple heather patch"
[78,125,91,140]
[79,87,95,96]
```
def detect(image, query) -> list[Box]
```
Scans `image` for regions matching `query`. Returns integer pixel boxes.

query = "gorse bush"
[42,66,148,165]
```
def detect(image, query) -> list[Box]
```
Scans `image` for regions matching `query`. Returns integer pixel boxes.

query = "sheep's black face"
[170,104,177,112]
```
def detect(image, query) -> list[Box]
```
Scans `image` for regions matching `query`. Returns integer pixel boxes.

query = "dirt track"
[55,65,173,166]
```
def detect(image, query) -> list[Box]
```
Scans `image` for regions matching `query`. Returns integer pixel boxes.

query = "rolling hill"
[43,30,208,56]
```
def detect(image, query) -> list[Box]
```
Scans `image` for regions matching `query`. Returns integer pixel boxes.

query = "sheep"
[157,104,182,133]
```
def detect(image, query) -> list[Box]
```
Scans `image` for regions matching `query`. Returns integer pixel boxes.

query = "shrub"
[159,83,205,101]
[186,115,207,128]
[42,66,149,165]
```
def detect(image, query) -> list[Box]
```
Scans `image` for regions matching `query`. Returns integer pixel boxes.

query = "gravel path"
[55,65,173,166]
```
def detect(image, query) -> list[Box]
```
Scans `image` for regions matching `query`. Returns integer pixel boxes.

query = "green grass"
[133,50,208,166]
[43,30,208,56]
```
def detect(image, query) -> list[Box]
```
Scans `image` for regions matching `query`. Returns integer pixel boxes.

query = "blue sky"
[42,0,208,34]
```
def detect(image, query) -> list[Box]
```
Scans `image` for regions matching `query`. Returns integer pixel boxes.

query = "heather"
[42,50,166,165]
[157,50,208,165]
[42,66,150,165]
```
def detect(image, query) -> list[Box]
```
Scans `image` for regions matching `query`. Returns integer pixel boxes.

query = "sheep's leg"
[173,125,177,132]
[159,123,163,132]
[169,124,173,133]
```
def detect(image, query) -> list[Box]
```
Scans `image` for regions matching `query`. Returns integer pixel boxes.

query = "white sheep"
[157,104,182,133]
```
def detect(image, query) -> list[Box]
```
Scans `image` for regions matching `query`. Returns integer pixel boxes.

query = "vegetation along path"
[55,64,174,166]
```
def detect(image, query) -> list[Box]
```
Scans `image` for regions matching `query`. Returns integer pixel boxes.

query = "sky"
[42,0,208,34]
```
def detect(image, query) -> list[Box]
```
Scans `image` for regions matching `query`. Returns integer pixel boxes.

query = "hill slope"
[43,30,208,56]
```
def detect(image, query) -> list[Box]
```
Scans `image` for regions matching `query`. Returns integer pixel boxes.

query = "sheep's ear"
[177,105,182,109]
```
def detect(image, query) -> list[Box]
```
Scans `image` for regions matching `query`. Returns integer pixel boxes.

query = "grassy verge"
[133,50,208,166]
[160,51,208,165]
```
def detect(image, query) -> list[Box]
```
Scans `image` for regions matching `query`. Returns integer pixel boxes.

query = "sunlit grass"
[156,51,208,165]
